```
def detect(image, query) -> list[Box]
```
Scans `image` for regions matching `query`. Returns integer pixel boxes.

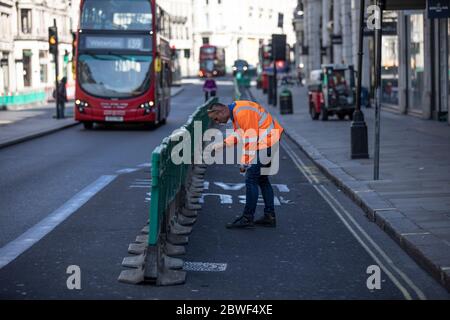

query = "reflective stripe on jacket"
[224,100,284,164]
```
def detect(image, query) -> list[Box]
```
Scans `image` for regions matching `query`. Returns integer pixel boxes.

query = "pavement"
[0,86,185,149]
[247,83,450,291]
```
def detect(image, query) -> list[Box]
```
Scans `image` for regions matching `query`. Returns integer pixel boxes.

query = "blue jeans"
[243,147,275,219]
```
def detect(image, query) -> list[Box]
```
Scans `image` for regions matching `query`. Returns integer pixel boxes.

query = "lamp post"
[373,0,384,180]
[350,0,369,159]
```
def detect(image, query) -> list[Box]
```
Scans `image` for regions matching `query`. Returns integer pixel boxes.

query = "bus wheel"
[83,122,93,130]
[160,118,167,125]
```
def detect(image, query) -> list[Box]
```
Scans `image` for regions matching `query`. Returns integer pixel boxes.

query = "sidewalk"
[0,86,185,149]
[0,103,77,149]
[248,84,450,291]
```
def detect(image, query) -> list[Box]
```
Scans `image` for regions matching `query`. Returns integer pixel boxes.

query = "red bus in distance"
[199,45,226,78]
[74,0,172,129]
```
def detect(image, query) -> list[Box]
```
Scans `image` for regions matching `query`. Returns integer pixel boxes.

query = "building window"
[21,9,32,34]
[408,14,424,113]
[1,13,11,40]
[381,11,399,106]
[23,50,32,87]
[39,50,48,84]
[1,51,10,92]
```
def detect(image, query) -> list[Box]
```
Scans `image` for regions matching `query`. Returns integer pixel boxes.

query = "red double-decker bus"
[198,45,225,77]
[74,0,171,129]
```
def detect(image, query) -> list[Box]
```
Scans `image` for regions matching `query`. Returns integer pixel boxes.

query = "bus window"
[81,0,152,31]
[78,54,152,98]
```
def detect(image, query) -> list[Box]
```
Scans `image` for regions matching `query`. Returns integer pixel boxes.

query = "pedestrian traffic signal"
[48,26,58,55]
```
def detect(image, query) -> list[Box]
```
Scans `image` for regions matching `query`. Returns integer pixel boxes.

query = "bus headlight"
[76,99,88,112]
[140,101,154,109]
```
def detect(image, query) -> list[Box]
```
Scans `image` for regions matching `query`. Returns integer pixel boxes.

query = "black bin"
[279,89,293,114]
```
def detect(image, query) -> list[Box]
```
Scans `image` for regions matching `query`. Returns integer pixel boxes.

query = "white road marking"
[116,168,139,174]
[281,141,426,300]
[138,163,152,168]
[183,262,227,272]
[0,175,117,269]
[214,182,245,191]
[401,232,431,236]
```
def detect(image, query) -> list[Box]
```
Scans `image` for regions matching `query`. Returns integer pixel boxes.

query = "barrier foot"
[170,220,192,235]
[163,254,184,269]
[185,202,202,211]
[118,266,145,284]
[141,225,149,234]
[177,214,196,226]
[128,242,147,255]
[181,207,198,218]
[167,233,189,245]
[165,242,186,256]
[122,254,146,268]
[156,269,186,286]
[135,234,149,243]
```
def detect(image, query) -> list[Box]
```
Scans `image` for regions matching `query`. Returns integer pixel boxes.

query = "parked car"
[308,64,356,121]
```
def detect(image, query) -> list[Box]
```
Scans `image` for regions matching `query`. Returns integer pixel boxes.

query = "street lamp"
[350,0,369,159]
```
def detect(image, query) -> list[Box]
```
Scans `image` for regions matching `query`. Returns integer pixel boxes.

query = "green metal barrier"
[148,97,216,246]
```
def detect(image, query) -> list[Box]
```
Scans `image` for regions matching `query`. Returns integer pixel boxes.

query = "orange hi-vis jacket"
[224,100,284,165]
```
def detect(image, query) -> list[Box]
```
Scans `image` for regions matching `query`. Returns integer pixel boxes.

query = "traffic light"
[271,34,287,61]
[48,26,58,55]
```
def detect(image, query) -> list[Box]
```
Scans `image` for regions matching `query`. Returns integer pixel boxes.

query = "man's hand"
[211,142,225,152]
[239,164,249,174]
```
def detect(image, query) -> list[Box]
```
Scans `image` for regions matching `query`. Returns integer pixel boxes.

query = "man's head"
[207,102,230,124]
[61,77,67,84]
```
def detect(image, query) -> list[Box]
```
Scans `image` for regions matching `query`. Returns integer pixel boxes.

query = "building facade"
[294,0,450,125]
[0,0,15,102]
[191,0,297,74]
[0,0,75,107]
[160,0,196,78]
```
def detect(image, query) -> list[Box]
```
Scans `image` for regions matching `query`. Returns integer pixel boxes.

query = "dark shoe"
[226,215,255,229]
[254,214,276,227]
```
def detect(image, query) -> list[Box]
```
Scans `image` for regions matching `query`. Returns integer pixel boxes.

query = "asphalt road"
[0,79,449,299]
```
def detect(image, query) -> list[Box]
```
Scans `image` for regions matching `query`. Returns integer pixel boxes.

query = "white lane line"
[116,168,139,174]
[138,163,152,168]
[281,141,426,300]
[0,175,117,269]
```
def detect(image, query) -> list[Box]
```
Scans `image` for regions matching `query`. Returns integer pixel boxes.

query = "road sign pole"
[53,19,60,119]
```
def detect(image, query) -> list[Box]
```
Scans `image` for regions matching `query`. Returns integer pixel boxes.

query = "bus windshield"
[200,47,216,55]
[81,0,152,31]
[78,54,152,98]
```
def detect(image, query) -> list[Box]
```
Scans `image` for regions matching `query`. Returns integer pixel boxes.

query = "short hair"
[207,102,226,114]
